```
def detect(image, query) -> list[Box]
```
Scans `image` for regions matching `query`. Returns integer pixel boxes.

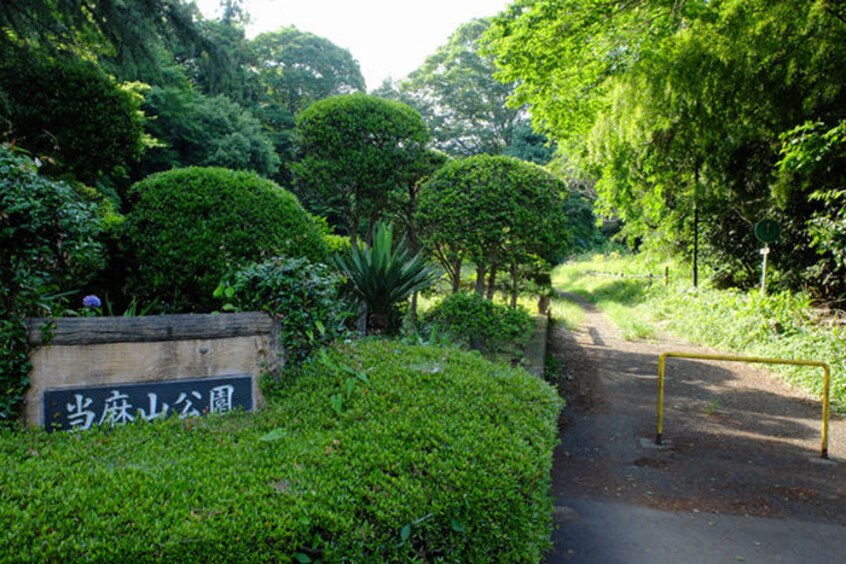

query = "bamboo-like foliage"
[334,222,441,332]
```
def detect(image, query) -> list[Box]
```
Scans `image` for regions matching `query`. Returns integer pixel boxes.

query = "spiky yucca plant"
[334,222,441,334]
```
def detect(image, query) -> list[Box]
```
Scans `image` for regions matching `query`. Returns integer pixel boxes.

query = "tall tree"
[394,19,530,157]
[251,27,365,116]
[486,0,846,298]
[0,0,203,78]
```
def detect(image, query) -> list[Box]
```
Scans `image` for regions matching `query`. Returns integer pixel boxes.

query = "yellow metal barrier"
[656,352,832,459]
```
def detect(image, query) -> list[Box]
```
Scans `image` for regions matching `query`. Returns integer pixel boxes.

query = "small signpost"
[754,219,781,296]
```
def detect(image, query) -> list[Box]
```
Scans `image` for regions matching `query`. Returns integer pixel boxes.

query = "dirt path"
[545,293,846,563]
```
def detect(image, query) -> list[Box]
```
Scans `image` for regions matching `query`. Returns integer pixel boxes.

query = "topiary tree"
[417,155,572,303]
[122,167,328,312]
[0,144,105,424]
[292,94,429,246]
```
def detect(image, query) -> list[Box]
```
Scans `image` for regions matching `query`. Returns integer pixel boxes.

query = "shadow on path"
[545,293,846,563]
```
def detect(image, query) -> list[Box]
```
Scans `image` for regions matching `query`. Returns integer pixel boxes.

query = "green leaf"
[330,394,343,416]
[294,553,312,563]
[258,428,287,442]
[400,524,411,545]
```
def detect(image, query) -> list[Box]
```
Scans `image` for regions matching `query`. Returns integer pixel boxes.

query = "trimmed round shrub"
[122,167,328,312]
[423,291,534,355]
[0,340,562,561]
[217,256,351,366]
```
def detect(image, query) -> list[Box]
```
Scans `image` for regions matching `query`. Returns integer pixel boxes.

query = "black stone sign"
[43,375,253,432]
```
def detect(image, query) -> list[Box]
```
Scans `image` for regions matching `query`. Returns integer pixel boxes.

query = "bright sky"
[195,0,513,90]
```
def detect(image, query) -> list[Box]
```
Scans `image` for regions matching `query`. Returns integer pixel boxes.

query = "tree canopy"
[485,0,846,300]
[417,155,572,298]
[376,18,553,163]
[251,27,366,115]
[292,94,430,245]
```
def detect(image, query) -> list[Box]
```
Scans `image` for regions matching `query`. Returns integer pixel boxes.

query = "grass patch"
[554,252,846,410]
[552,252,668,340]
[548,294,585,330]
[1,340,562,561]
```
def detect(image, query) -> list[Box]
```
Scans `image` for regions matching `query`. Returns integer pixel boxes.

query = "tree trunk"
[510,263,519,308]
[486,263,498,300]
[475,264,487,295]
[451,258,462,293]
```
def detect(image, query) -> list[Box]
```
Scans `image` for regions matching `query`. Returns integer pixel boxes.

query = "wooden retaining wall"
[24,313,281,429]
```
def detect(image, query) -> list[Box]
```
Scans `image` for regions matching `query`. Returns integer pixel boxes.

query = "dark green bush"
[216,256,351,366]
[423,291,534,355]
[0,51,145,190]
[0,145,105,424]
[122,167,328,312]
[0,340,562,561]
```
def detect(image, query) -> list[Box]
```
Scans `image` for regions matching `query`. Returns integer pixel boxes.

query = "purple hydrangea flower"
[82,294,102,309]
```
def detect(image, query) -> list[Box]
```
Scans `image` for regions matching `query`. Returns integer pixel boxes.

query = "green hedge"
[122,167,328,312]
[423,291,534,356]
[0,340,562,562]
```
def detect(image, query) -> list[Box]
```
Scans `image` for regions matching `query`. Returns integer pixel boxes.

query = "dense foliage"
[0,145,105,423]
[0,340,562,561]
[417,154,572,299]
[423,292,534,356]
[139,85,279,179]
[216,256,350,367]
[485,0,846,302]
[0,52,146,191]
[122,167,327,312]
[293,94,430,244]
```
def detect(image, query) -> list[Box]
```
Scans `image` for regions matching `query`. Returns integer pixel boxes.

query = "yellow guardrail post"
[656,352,832,459]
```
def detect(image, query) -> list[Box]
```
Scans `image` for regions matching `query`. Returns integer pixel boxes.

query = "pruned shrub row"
[0,340,562,562]
[423,291,535,355]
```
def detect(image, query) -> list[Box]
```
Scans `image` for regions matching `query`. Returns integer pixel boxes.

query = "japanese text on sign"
[43,375,253,432]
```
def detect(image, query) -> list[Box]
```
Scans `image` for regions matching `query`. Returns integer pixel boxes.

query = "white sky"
[195,0,513,90]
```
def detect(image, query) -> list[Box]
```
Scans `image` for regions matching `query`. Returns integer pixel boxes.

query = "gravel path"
[544,293,846,563]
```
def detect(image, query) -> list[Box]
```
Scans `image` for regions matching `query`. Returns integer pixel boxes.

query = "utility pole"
[692,160,701,288]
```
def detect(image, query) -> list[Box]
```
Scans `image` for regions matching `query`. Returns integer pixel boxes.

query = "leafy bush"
[0,340,562,561]
[122,167,328,312]
[423,291,534,355]
[0,145,105,424]
[216,256,351,366]
[334,222,442,335]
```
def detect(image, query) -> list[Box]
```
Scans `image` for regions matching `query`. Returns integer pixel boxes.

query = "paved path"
[544,293,846,563]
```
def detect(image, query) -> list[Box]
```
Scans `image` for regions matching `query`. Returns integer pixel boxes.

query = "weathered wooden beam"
[27,312,275,346]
